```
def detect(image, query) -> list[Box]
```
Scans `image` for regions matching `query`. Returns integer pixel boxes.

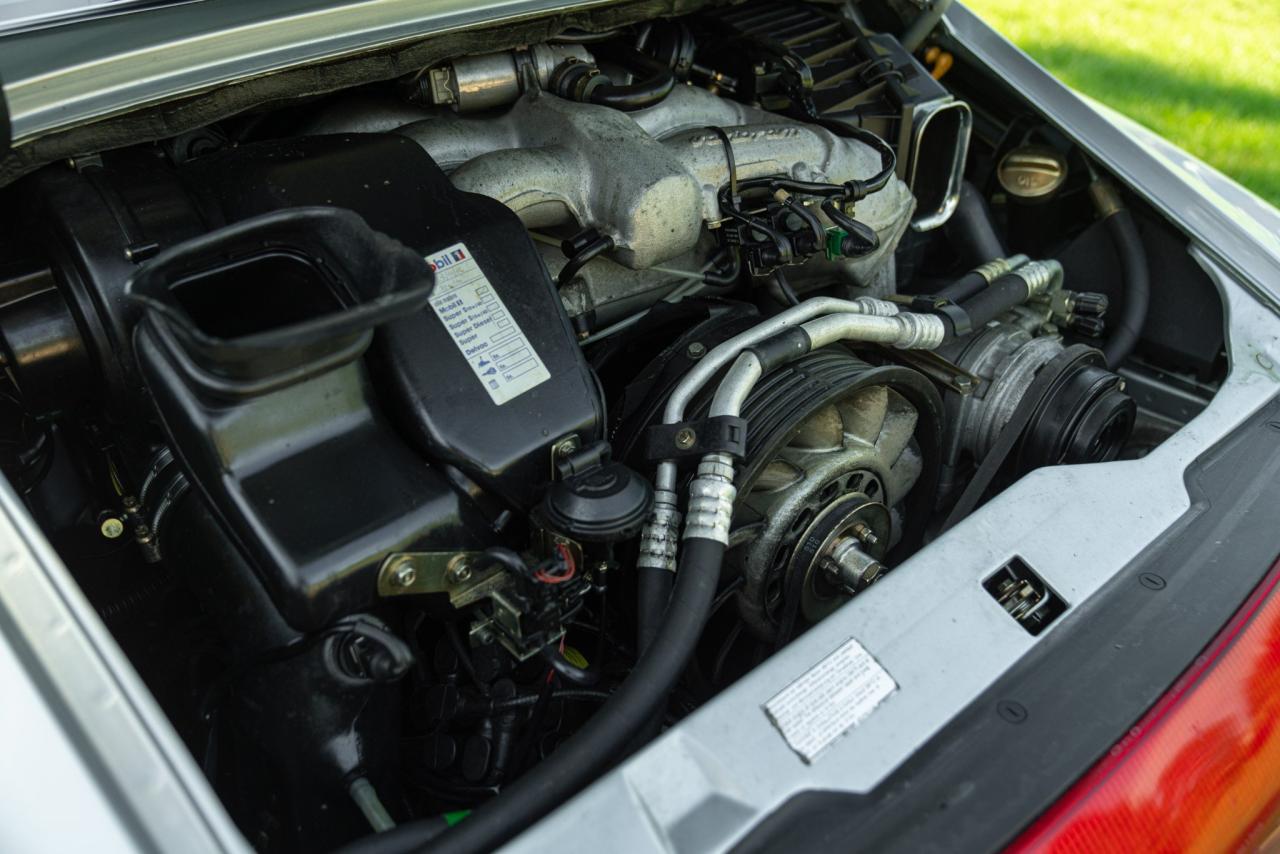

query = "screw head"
[686,342,707,360]
[674,428,697,450]
[997,700,1028,724]
[392,562,418,588]
[554,436,580,459]
[99,517,125,539]
[1139,572,1166,591]
[445,561,472,585]
[953,375,975,392]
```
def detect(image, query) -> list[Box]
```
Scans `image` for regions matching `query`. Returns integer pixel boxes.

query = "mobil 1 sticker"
[426,241,550,406]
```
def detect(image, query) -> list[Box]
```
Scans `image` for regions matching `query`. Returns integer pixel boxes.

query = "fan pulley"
[722,350,943,640]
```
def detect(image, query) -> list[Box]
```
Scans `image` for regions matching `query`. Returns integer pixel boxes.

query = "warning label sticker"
[426,241,550,406]
[763,637,897,764]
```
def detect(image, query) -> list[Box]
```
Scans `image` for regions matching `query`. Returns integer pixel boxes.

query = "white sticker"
[427,241,551,406]
[763,637,897,764]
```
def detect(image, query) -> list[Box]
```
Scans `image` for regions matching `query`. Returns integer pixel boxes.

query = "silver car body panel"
[0,466,249,852]
[0,3,1275,852]
[0,0,596,144]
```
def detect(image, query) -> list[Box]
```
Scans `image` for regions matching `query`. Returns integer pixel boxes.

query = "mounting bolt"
[674,428,697,450]
[99,516,125,540]
[445,559,472,585]
[392,560,418,588]
[553,436,580,459]
[852,522,880,547]
[686,342,707,360]
[953,375,975,392]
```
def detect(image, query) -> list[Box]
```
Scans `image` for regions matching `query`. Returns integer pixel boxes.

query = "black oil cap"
[542,461,654,543]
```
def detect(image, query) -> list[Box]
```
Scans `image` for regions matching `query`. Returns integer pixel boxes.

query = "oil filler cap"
[998,145,1068,202]
[542,462,653,543]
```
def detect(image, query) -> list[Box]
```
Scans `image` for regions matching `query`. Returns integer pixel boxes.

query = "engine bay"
[0,1,1229,850]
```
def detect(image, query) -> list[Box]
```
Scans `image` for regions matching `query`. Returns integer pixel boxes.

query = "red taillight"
[1010,558,1280,854]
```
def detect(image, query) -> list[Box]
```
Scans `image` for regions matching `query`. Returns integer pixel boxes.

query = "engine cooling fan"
[725,349,943,639]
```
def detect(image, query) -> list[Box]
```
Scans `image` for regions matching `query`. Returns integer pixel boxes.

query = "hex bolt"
[99,517,125,540]
[674,428,697,450]
[392,561,418,588]
[686,342,707,360]
[953,375,975,392]
[852,522,880,547]
[554,436,580,459]
[446,561,473,585]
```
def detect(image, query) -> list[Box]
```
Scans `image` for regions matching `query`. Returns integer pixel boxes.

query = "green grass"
[965,0,1280,207]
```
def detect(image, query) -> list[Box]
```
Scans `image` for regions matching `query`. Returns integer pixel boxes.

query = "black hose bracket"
[645,416,748,463]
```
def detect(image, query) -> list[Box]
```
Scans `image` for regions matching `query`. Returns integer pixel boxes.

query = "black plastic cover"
[541,461,653,543]
[33,134,601,627]
[129,207,491,629]
[180,135,602,508]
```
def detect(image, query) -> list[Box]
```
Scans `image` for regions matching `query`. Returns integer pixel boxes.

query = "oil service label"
[426,242,550,406]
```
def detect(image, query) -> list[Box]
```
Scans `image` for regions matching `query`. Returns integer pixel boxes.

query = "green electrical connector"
[824,227,850,260]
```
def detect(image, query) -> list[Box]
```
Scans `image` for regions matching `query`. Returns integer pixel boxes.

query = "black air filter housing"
[28,134,601,628]
[180,135,602,509]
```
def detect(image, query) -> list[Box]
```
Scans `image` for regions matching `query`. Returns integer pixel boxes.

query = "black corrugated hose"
[338,537,727,854]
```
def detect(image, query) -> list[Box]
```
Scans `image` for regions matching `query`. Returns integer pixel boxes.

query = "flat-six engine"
[0,2,1183,851]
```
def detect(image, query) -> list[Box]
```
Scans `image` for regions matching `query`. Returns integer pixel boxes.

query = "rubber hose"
[954,273,1029,329]
[1100,210,1149,368]
[636,566,673,654]
[589,73,676,109]
[338,537,727,854]
[539,644,602,686]
[934,270,988,304]
[588,44,676,110]
[945,181,1006,269]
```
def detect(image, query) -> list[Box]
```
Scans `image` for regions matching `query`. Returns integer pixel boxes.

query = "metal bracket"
[376,551,504,607]
[884,347,982,395]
